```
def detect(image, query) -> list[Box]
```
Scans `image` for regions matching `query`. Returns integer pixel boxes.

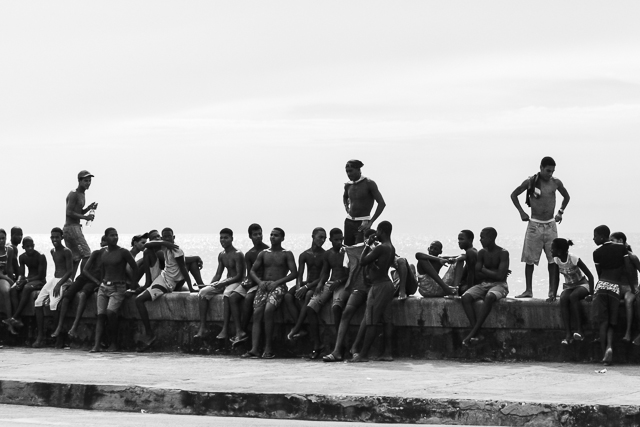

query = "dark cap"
[78,170,94,180]
[131,233,150,246]
[346,159,364,169]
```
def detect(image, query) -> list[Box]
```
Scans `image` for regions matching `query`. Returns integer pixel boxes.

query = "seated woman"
[548,238,594,344]
[609,232,640,344]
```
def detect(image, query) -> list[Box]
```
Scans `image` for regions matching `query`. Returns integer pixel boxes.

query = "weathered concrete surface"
[4,293,640,363]
[0,349,640,426]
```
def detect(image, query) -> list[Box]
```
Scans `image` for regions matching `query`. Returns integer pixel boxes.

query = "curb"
[1,380,640,426]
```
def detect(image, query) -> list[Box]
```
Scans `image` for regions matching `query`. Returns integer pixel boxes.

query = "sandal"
[573,332,584,341]
[322,353,342,363]
[262,352,275,359]
[309,348,323,360]
[241,351,260,359]
[561,338,573,345]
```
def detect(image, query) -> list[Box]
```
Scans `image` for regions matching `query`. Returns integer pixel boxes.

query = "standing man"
[343,160,386,246]
[65,170,98,279]
[510,157,570,299]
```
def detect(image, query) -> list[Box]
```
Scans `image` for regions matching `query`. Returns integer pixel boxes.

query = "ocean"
[20,232,640,298]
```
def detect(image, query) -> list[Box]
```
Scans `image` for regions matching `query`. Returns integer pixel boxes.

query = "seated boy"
[461,227,509,346]
[135,227,193,351]
[32,228,74,348]
[415,240,457,297]
[195,228,244,340]
[5,236,47,333]
[592,225,637,365]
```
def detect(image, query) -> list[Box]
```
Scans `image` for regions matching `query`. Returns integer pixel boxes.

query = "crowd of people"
[0,159,638,366]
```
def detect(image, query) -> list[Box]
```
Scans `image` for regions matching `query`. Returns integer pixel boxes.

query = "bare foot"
[216,330,228,340]
[105,344,119,352]
[194,329,206,339]
[68,327,78,338]
[89,346,101,353]
[32,338,44,348]
[633,334,640,346]
[7,324,18,335]
[347,354,369,363]
[603,348,613,365]
[51,328,62,338]
[462,337,472,347]
[287,329,298,341]
[515,292,533,298]
[378,353,394,362]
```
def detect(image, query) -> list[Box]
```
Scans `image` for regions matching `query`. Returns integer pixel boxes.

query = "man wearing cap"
[65,170,98,278]
[343,160,386,246]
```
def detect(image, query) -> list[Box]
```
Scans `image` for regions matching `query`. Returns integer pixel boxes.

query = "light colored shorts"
[464,281,509,301]
[307,282,348,313]
[253,284,287,309]
[63,224,92,261]
[34,277,72,310]
[521,220,557,266]
[97,281,127,315]
[147,271,177,301]
[198,282,224,300]
[231,278,257,297]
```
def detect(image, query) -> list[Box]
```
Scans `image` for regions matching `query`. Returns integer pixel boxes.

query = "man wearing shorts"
[51,235,107,339]
[5,236,47,333]
[90,228,137,352]
[511,157,570,299]
[243,228,297,359]
[343,160,386,246]
[305,228,349,359]
[64,170,98,279]
[33,228,73,348]
[195,228,244,340]
[229,224,269,346]
[348,221,396,363]
[135,227,193,351]
[461,227,510,347]
[592,225,637,365]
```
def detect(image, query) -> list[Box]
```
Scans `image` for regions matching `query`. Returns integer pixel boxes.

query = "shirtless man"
[32,228,73,348]
[229,224,269,346]
[349,221,396,363]
[52,236,107,339]
[9,227,23,280]
[5,237,47,332]
[195,228,244,340]
[415,241,457,297]
[591,225,637,365]
[511,157,570,299]
[453,230,479,296]
[461,227,510,346]
[343,159,386,246]
[285,227,326,341]
[87,228,137,352]
[64,170,98,279]
[304,228,349,358]
[135,227,194,351]
[242,228,297,359]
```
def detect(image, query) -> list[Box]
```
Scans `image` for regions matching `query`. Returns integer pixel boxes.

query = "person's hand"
[295,286,308,299]
[365,233,377,246]
[241,279,253,290]
[585,294,593,302]
[397,290,407,300]
[328,280,341,292]
[267,282,278,292]
[555,213,563,224]
[358,220,371,232]
[125,289,137,298]
[87,202,98,210]
[259,281,270,291]
[53,284,62,298]
[439,258,448,266]
[86,213,95,221]
[519,211,530,222]
[546,296,557,303]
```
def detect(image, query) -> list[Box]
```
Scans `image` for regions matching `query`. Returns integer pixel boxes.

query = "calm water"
[21,232,640,298]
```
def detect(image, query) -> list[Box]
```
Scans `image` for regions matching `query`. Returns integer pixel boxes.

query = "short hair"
[162,227,174,235]
[148,229,158,236]
[10,226,22,235]
[610,231,632,252]
[364,228,376,238]
[0,229,6,237]
[22,236,34,245]
[51,227,63,237]
[377,220,392,236]
[248,223,262,236]
[460,229,474,241]
[594,225,610,238]
[482,227,497,239]
[540,156,556,168]
[330,228,343,238]
[273,227,285,239]
[220,228,233,237]
[552,238,573,254]
[104,227,117,236]
[312,227,326,237]
[346,159,364,169]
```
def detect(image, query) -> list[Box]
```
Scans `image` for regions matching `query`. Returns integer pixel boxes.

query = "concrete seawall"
[3,293,640,363]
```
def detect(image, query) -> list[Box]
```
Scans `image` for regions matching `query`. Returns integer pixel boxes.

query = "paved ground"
[0,347,638,406]
[0,404,482,427]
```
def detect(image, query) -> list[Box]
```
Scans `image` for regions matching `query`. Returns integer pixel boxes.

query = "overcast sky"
[2,1,639,239]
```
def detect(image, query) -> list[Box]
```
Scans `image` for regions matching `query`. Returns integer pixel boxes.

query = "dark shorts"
[364,279,395,325]
[344,218,364,246]
[253,284,287,309]
[97,281,127,315]
[63,275,99,301]
[22,280,44,292]
[593,290,619,326]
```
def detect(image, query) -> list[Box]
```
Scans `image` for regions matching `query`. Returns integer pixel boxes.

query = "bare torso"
[326,249,348,281]
[102,247,132,283]
[345,179,376,218]
[220,250,243,280]
[20,252,44,279]
[529,177,559,221]
[245,244,269,284]
[65,190,85,226]
[51,248,71,278]
[366,242,395,283]
[301,248,325,282]
[262,250,293,282]
[478,246,509,283]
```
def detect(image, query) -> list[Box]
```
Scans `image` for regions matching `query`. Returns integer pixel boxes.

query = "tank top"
[553,253,585,288]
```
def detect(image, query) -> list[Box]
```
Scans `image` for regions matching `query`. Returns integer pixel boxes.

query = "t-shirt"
[162,246,185,282]
[593,242,628,270]
[553,253,584,288]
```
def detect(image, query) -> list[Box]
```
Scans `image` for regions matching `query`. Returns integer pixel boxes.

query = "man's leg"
[91,314,106,353]
[106,310,119,352]
[229,292,246,340]
[135,291,155,344]
[380,320,394,361]
[624,291,635,342]
[307,308,322,355]
[68,291,90,337]
[288,292,312,340]
[559,289,572,341]
[52,297,72,338]
[11,283,38,321]
[417,260,452,295]
[240,292,256,333]
[33,306,45,348]
[0,279,12,321]
[263,302,277,356]
[217,296,231,340]
[327,293,365,360]
[246,305,264,357]
[331,305,343,333]
[461,293,477,328]
[462,293,497,344]
[195,297,209,338]
[516,263,535,298]
[186,259,204,286]
[283,288,299,324]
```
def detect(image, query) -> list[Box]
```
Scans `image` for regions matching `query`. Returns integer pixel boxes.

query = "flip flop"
[231,335,249,347]
[561,338,573,345]
[241,351,260,359]
[573,332,584,341]
[137,336,157,353]
[262,352,276,359]
[323,353,342,363]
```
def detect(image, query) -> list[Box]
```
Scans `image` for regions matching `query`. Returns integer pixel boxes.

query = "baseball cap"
[78,170,94,180]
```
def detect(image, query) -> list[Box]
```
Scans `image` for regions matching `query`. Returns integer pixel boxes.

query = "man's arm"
[296,253,307,289]
[269,252,298,290]
[15,255,27,287]
[208,253,225,286]
[360,180,386,231]
[53,249,74,297]
[510,179,531,222]
[249,252,265,286]
[343,185,350,215]
[124,250,139,289]
[174,255,193,291]
[475,249,486,281]
[82,251,101,286]
[416,252,448,265]
[315,257,331,296]
[144,240,179,251]
[547,263,560,302]
[624,257,639,294]
[479,251,510,282]
[554,179,570,223]
[66,192,94,221]
[361,244,385,267]
[35,254,47,282]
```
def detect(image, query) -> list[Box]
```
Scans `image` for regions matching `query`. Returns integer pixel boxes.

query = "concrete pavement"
[0,348,639,426]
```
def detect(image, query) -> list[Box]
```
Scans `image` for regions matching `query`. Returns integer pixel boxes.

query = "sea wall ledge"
[4,293,640,363]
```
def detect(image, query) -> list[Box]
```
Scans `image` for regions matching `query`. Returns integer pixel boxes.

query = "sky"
[1,1,639,240]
